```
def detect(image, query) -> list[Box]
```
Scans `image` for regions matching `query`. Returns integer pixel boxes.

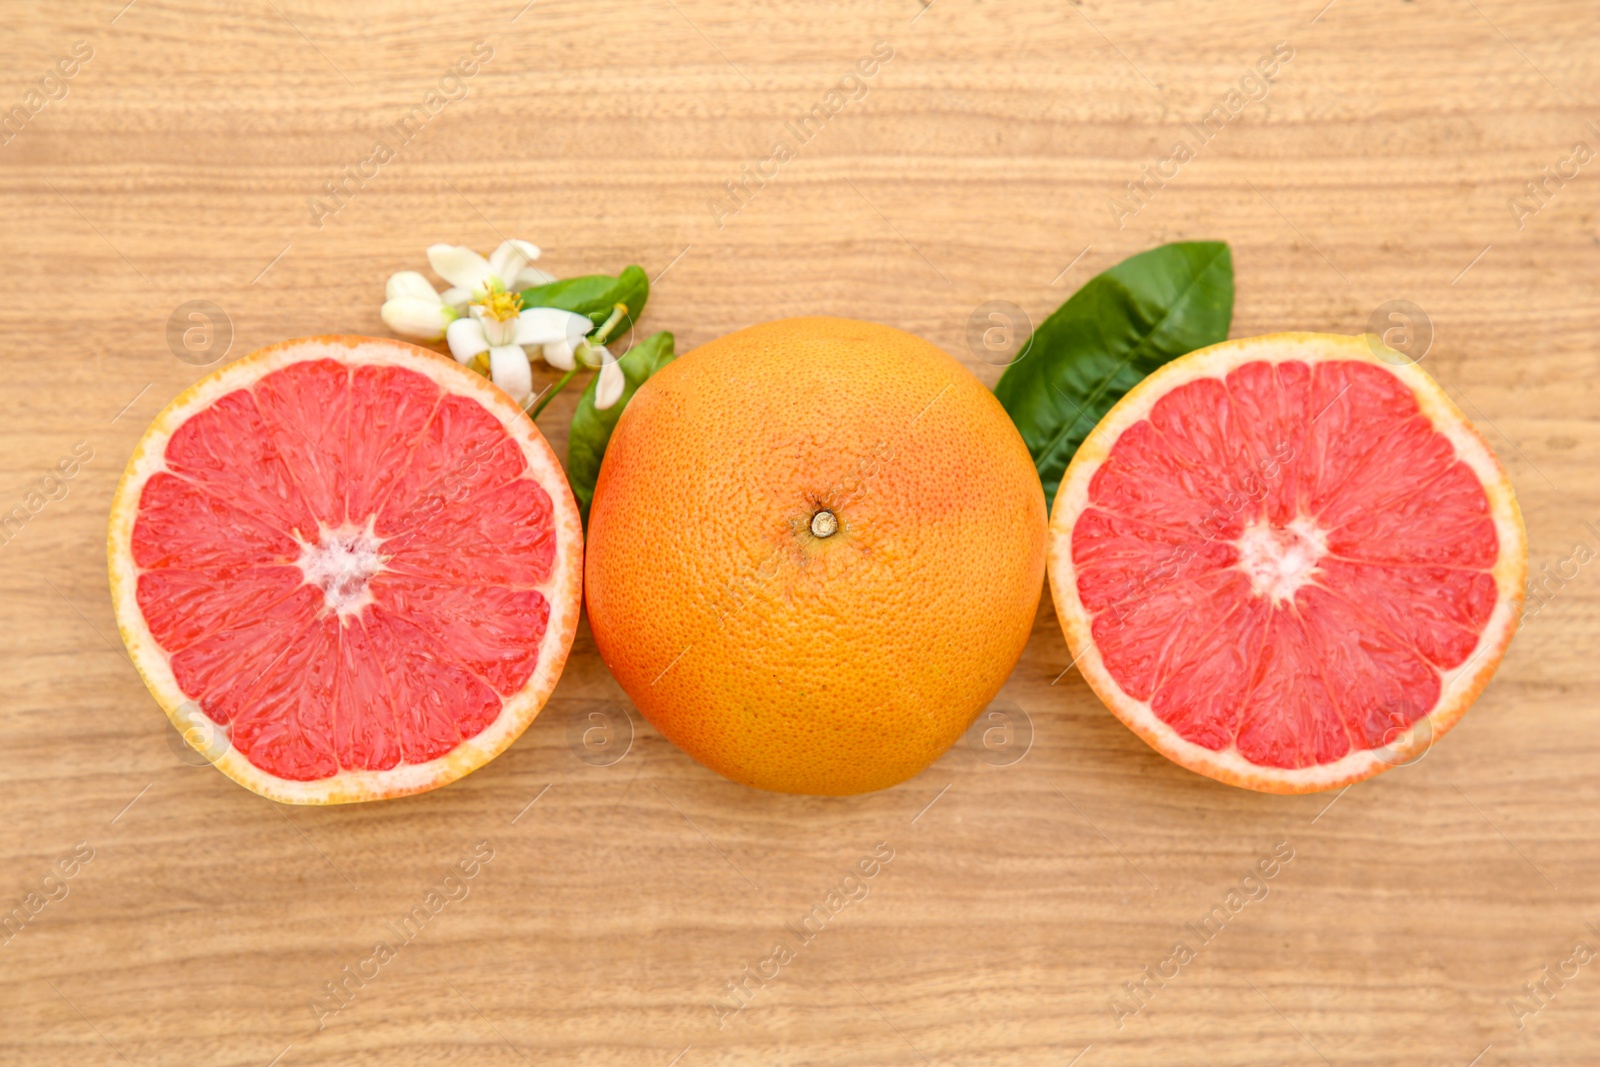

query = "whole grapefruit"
[585,317,1046,795]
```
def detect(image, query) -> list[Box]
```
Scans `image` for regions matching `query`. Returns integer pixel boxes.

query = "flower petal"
[510,239,542,261]
[541,339,576,371]
[440,286,472,312]
[386,270,441,303]
[515,265,559,288]
[427,244,491,290]
[445,317,491,363]
[515,306,592,347]
[468,306,517,348]
[382,298,452,341]
[486,240,532,287]
[595,358,625,410]
[487,345,534,402]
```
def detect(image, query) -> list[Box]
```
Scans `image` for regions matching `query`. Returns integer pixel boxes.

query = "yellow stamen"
[476,279,524,322]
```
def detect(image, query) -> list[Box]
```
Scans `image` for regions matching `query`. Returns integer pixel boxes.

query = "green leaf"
[993,241,1234,509]
[520,264,650,334]
[566,331,676,524]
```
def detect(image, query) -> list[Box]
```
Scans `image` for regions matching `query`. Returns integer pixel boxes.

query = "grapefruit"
[584,317,1047,796]
[1049,332,1525,793]
[108,336,583,804]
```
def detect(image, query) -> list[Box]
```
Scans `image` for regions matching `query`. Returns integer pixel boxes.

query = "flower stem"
[528,366,579,420]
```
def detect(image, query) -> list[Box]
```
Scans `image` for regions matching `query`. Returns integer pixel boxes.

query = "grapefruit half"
[1049,333,1525,793]
[108,336,583,804]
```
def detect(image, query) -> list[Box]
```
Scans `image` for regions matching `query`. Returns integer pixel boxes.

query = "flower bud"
[381,297,454,341]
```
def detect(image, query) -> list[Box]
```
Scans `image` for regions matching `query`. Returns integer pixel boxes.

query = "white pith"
[1047,333,1527,794]
[1235,514,1326,604]
[108,336,586,805]
[297,519,386,617]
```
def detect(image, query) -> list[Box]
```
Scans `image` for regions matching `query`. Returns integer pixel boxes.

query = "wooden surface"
[2,1,1597,1064]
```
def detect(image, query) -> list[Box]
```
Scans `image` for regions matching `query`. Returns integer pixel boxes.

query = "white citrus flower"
[446,295,593,405]
[380,239,558,342]
[381,240,629,411]
[428,239,556,310]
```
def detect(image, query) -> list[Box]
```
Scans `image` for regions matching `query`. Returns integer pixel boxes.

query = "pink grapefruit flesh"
[1049,333,1526,793]
[109,336,583,804]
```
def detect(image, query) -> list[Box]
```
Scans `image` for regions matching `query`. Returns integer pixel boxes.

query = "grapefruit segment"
[331,612,405,773]
[370,609,504,763]
[1049,333,1526,793]
[382,478,557,587]
[1314,558,1495,668]
[229,612,343,782]
[344,363,442,523]
[131,472,298,569]
[137,565,307,653]
[1149,574,1269,750]
[253,357,352,526]
[109,336,583,804]
[162,390,319,536]
[369,573,549,695]
[375,395,527,537]
[167,585,323,726]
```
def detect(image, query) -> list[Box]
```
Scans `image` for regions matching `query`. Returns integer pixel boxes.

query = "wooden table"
[2,1,1595,1063]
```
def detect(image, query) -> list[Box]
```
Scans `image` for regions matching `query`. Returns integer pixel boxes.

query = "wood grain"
[1,0,1597,1064]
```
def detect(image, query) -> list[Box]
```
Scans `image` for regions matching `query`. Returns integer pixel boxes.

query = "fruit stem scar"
[810,510,838,538]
